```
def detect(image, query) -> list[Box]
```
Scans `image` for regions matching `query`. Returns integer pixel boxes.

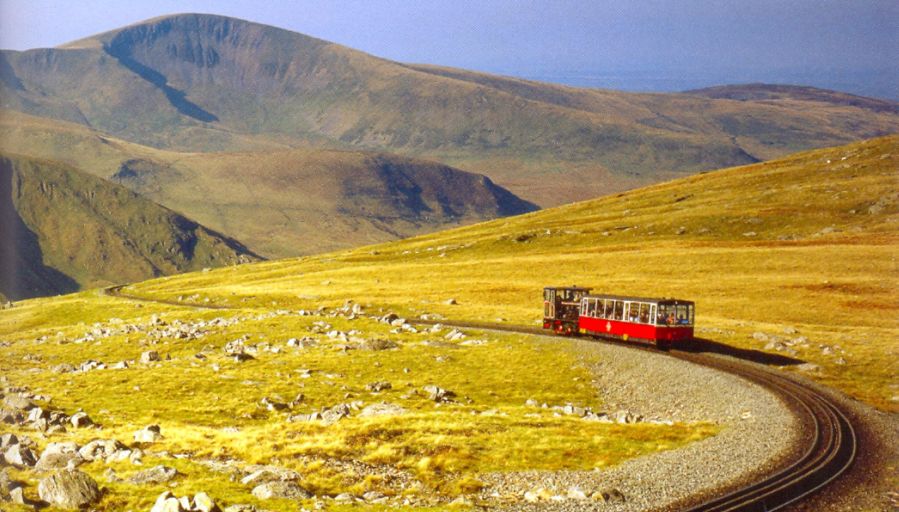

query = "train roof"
[544,285,592,291]
[583,293,694,305]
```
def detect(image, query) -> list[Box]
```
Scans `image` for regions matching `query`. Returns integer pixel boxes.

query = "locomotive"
[542,286,694,349]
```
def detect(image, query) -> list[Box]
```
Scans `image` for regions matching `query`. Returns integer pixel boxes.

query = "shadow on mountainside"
[0,159,79,300]
[678,337,806,366]
[103,41,218,123]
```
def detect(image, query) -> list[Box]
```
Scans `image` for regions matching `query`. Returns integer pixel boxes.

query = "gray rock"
[35,442,82,472]
[321,404,352,426]
[9,485,25,504]
[134,424,162,443]
[287,412,321,423]
[358,402,407,418]
[193,491,219,512]
[422,385,455,402]
[251,481,312,500]
[365,381,392,392]
[150,491,184,512]
[3,394,34,411]
[78,439,126,461]
[0,433,17,449]
[4,443,37,468]
[140,350,160,363]
[361,338,398,351]
[70,412,92,428]
[129,465,178,484]
[38,469,101,509]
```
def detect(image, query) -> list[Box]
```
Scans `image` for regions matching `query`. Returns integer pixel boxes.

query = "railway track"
[429,319,857,512]
[101,289,857,511]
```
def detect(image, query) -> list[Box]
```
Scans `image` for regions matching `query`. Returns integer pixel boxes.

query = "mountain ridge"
[0,151,261,299]
[2,13,896,206]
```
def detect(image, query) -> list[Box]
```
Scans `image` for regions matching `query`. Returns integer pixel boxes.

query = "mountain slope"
[2,13,897,205]
[0,152,260,299]
[0,109,536,258]
[119,136,898,411]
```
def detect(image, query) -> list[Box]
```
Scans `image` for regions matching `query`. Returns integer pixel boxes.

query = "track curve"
[426,320,857,512]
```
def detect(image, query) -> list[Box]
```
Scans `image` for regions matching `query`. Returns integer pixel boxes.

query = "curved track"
[102,288,857,511]
[427,320,857,512]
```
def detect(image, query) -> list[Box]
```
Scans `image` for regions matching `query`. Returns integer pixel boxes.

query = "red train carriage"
[543,286,695,349]
[578,294,694,349]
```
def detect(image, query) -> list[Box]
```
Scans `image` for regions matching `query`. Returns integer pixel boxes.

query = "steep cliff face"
[0,153,260,299]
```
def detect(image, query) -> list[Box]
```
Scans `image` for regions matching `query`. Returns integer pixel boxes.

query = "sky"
[1,0,896,99]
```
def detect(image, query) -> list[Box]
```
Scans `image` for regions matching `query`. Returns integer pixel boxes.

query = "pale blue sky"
[1,0,896,99]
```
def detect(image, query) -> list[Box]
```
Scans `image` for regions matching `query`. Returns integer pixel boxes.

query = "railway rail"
[102,287,857,511]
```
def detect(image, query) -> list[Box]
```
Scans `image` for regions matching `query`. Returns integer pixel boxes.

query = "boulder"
[321,404,352,426]
[35,442,82,471]
[0,433,17,449]
[4,443,37,468]
[193,491,219,512]
[150,491,184,512]
[37,469,101,509]
[358,402,407,418]
[3,394,34,411]
[423,385,455,402]
[78,439,126,461]
[133,424,162,443]
[129,465,178,484]
[140,351,160,363]
[365,381,392,392]
[70,412,93,428]
[251,481,312,500]
[361,338,397,351]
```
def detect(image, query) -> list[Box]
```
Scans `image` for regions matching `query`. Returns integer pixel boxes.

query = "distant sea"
[500,69,898,102]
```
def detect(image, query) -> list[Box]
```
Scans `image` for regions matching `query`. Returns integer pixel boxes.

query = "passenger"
[666,313,676,325]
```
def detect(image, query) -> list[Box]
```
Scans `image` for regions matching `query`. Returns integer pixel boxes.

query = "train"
[542,285,694,349]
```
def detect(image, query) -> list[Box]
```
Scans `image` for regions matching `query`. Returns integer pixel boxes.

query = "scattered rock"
[70,412,93,428]
[130,465,178,484]
[35,442,82,471]
[4,443,37,468]
[140,350,160,363]
[251,481,312,500]
[361,338,398,351]
[365,381,392,392]
[445,298,458,305]
[37,469,101,509]
[797,363,821,372]
[422,385,456,403]
[78,439,126,461]
[134,424,163,443]
[358,402,407,418]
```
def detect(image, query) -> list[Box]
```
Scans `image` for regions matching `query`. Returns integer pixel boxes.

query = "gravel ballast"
[480,335,799,511]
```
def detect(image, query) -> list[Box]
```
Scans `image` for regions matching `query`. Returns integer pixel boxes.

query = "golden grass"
[1,136,896,509]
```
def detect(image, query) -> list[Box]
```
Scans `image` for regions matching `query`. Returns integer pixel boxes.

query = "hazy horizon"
[1,0,896,100]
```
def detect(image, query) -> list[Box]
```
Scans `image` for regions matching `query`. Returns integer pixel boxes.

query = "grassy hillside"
[0,137,894,511]
[0,110,536,258]
[110,135,898,411]
[0,152,260,299]
[2,13,897,206]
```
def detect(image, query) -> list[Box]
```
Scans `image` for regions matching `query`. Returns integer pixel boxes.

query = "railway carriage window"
[544,303,551,318]
[627,302,639,322]
[601,300,611,319]
[613,301,624,320]
[676,304,690,325]
[639,303,650,323]
[650,304,657,324]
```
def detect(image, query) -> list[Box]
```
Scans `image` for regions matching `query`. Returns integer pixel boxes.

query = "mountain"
[0,110,537,258]
[684,84,899,114]
[2,13,897,207]
[0,152,260,299]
